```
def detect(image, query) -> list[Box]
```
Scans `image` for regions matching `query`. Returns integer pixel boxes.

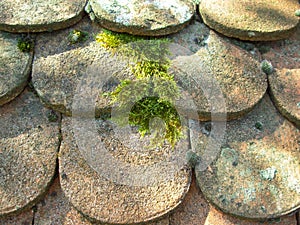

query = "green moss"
[129,96,182,147]
[68,29,89,44]
[17,36,34,52]
[97,29,183,147]
[96,29,143,50]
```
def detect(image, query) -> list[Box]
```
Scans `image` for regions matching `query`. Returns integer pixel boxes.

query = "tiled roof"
[0,0,299,224]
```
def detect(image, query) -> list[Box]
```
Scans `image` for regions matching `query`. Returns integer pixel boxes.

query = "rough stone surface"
[34,177,170,225]
[170,31,267,121]
[88,0,194,36]
[0,0,86,32]
[169,20,210,54]
[0,32,33,106]
[195,95,300,219]
[269,69,300,128]
[169,175,210,225]
[199,0,300,41]
[32,17,133,117]
[259,25,300,128]
[0,210,33,225]
[260,24,300,70]
[34,177,95,225]
[59,117,191,224]
[0,90,60,217]
[205,207,297,225]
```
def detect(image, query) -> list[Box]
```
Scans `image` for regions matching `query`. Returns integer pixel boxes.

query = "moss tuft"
[17,36,34,52]
[261,60,273,75]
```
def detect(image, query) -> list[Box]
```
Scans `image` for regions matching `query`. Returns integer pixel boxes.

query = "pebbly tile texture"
[261,25,300,128]
[0,1,299,224]
[0,90,60,217]
[32,17,134,117]
[205,207,297,225]
[195,95,300,219]
[59,117,191,224]
[87,0,194,36]
[171,31,267,121]
[34,177,96,225]
[269,68,300,128]
[0,32,33,106]
[169,175,210,225]
[199,0,300,41]
[0,209,33,225]
[0,0,86,32]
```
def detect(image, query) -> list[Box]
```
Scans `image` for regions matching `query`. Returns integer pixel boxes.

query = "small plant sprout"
[260,60,274,75]
[47,110,59,122]
[295,10,300,17]
[68,30,89,44]
[255,121,263,131]
[17,36,34,52]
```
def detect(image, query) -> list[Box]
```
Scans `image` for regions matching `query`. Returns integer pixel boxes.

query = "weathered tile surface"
[0,0,86,32]
[169,175,210,225]
[32,17,134,117]
[194,95,300,219]
[34,177,94,225]
[0,32,33,106]
[59,117,191,224]
[199,0,300,41]
[87,0,194,36]
[205,207,297,225]
[260,25,300,128]
[260,24,300,70]
[0,210,33,225]
[171,31,267,121]
[0,90,60,216]
[269,68,300,128]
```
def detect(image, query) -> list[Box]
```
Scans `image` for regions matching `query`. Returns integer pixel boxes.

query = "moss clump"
[17,36,34,52]
[261,60,273,75]
[68,29,89,44]
[129,96,182,147]
[96,29,142,50]
[97,29,182,147]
